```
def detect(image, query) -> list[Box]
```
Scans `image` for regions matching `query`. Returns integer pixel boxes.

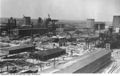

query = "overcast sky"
[0,0,120,21]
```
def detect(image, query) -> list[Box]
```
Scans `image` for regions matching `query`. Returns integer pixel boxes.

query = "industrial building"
[112,16,120,33]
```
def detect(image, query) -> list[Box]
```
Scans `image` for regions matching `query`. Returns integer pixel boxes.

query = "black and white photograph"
[0,0,120,75]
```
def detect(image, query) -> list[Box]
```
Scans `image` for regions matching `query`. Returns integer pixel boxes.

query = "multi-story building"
[112,16,120,33]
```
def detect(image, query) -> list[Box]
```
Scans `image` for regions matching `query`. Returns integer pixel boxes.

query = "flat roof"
[3,44,34,51]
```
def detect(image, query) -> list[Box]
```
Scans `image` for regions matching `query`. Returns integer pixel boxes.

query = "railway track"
[106,61,120,73]
[105,49,120,73]
[108,62,118,73]
[115,66,120,73]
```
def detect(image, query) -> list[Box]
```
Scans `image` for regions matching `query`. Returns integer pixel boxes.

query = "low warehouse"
[3,44,35,54]
[30,48,66,61]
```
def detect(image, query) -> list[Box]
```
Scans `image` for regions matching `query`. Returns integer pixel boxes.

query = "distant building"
[94,22,105,30]
[23,16,31,25]
[55,23,64,33]
[94,22,106,34]
[112,16,120,28]
[0,17,17,35]
[37,17,42,27]
[86,19,95,28]
[7,17,17,29]
[56,19,106,34]
[0,23,7,35]
[112,16,120,33]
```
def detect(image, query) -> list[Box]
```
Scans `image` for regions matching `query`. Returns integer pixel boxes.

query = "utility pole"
[53,58,56,68]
